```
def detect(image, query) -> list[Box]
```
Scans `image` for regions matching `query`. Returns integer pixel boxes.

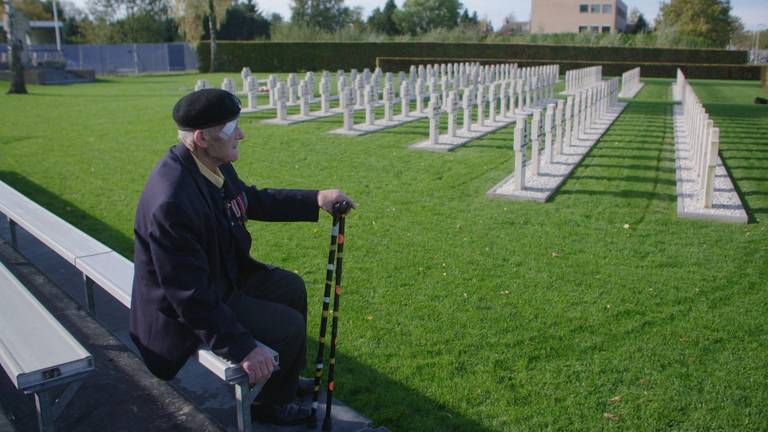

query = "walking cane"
[311,200,351,429]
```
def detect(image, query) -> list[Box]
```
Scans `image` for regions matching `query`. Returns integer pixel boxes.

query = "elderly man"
[130,89,354,426]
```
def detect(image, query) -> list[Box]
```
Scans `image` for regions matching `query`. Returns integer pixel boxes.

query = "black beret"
[173,88,241,131]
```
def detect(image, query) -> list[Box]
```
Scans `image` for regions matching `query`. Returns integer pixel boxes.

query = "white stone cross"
[554,99,564,158]
[240,67,251,92]
[400,80,410,117]
[476,85,486,127]
[428,100,441,146]
[564,96,573,150]
[267,75,277,107]
[275,82,288,121]
[320,76,331,114]
[446,90,458,138]
[415,78,425,114]
[364,84,376,126]
[512,114,529,191]
[355,75,365,108]
[342,86,355,131]
[383,83,394,122]
[299,80,311,117]
[462,87,474,133]
[544,104,555,165]
[530,109,542,176]
[488,83,497,123]
[287,73,298,104]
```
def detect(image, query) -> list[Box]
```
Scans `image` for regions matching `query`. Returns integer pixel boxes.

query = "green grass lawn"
[1,74,767,431]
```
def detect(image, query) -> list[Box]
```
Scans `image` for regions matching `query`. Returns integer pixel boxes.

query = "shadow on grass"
[0,171,493,432]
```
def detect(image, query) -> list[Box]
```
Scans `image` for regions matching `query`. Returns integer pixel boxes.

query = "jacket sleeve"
[147,200,256,363]
[245,186,320,222]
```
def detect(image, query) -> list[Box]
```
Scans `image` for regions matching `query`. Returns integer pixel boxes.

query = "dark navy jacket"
[130,143,318,380]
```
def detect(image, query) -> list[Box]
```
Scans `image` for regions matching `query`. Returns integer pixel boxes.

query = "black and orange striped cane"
[310,200,350,428]
[322,201,348,431]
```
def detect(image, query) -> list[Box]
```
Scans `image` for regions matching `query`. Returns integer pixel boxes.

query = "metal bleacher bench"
[0,180,276,432]
[0,261,94,432]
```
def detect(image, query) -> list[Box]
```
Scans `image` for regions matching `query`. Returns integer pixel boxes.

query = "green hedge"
[376,57,762,80]
[199,41,748,73]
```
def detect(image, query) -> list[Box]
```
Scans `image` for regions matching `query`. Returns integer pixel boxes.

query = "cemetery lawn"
[1,75,767,431]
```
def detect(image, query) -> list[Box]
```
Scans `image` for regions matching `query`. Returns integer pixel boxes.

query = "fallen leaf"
[623,224,630,229]
[608,395,623,404]
[603,412,619,422]
[366,315,373,321]
[463,293,468,298]
[639,378,647,385]
[552,251,561,257]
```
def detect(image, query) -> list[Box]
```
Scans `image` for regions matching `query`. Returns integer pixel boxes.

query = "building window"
[602,26,611,33]
[602,4,612,14]
[591,25,599,32]
[580,4,589,13]
[579,26,588,32]
[591,4,600,13]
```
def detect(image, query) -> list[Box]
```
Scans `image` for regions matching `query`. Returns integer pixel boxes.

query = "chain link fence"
[0,42,198,74]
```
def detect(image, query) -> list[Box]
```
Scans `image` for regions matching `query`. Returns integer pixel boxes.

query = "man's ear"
[193,129,209,149]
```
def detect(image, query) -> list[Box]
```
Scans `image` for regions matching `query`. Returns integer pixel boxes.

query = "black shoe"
[296,376,314,397]
[251,402,313,426]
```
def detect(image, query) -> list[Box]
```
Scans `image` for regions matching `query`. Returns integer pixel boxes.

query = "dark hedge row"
[762,66,768,88]
[198,41,749,73]
[376,57,762,80]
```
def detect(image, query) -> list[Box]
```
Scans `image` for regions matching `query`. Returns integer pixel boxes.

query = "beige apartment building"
[530,0,628,34]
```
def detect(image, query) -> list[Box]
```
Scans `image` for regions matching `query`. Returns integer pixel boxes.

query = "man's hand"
[317,190,357,215]
[240,345,277,385]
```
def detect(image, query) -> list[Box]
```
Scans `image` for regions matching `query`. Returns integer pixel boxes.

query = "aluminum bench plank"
[0,263,94,391]
[0,181,111,264]
[76,252,273,384]
[75,251,133,308]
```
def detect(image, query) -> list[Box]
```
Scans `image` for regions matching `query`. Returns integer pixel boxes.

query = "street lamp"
[51,0,61,54]
[754,24,766,65]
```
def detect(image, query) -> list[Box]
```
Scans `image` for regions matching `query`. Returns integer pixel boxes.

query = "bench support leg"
[8,219,17,249]
[83,275,96,313]
[234,380,265,432]
[34,380,83,432]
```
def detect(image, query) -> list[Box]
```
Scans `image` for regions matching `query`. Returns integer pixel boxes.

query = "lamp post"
[51,0,61,54]
[754,24,767,65]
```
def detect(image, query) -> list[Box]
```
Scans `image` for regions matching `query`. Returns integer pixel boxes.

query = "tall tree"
[204,0,270,40]
[290,0,356,32]
[2,0,28,94]
[174,0,231,72]
[394,0,462,35]
[655,0,736,47]
[626,7,649,34]
[367,0,399,35]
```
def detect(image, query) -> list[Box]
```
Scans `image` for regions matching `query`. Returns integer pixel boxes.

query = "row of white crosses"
[678,72,720,208]
[420,64,560,147]
[618,67,643,98]
[509,77,619,191]
[564,66,603,94]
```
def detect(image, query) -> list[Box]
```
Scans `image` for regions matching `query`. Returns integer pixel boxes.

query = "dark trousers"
[227,267,307,404]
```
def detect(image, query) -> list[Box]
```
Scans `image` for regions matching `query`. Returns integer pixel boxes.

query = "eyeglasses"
[218,119,239,139]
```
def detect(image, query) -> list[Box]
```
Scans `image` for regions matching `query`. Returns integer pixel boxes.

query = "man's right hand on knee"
[241,345,277,384]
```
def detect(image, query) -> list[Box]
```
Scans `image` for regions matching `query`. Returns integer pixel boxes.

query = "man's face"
[204,119,244,165]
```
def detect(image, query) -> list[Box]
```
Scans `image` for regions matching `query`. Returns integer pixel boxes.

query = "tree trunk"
[208,0,216,73]
[4,0,27,94]
[8,39,28,94]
